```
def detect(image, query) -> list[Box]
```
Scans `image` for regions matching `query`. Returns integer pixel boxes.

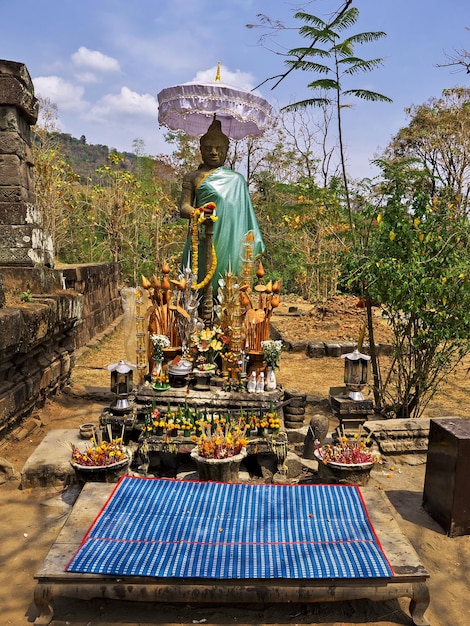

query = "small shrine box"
[423,418,470,537]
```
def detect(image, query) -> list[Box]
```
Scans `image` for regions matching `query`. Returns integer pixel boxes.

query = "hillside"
[49,132,139,182]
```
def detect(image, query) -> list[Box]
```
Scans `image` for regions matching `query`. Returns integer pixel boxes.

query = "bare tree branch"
[436,48,470,74]
[251,1,354,91]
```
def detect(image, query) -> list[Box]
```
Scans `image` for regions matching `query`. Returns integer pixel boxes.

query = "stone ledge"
[365,415,468,454]
[20,428,80,488]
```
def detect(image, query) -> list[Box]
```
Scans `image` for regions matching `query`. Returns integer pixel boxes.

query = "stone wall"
[0,263,122,438]
[0,59,53,267]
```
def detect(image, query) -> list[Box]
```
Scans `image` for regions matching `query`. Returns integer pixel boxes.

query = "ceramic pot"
[79,423,95,439]
[265,367,277,391]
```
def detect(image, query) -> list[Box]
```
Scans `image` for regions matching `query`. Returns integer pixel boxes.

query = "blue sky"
[1,0,468,179]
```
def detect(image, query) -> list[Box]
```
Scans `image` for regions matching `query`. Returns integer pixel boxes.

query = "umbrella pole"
[202,218,214,326]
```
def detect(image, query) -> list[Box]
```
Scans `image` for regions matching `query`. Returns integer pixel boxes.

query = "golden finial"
[215,61,221,82]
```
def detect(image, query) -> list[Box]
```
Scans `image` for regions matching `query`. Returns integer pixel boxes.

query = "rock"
[284,414,305,425]
[309,413,330,444]
[325,342,342,357]
[306,342,326,358]
[300,457,319,473]
[257,452,278,478]
[365,418,433,453]
[287,397,307,408]
[284,406,305,416]
[284,389,307,401]
[0,457,20,481]
[285,425,309,444]
[285,451,303,479]
[285,420,306,429]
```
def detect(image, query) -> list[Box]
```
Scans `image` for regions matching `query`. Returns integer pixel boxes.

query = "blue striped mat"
[66,477,393,579]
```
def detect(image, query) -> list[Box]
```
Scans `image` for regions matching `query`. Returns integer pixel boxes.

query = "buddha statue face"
[199,119,229,168]
[200,136,228,168]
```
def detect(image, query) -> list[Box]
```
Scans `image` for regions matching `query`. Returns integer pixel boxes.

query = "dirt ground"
[0,296,469,626]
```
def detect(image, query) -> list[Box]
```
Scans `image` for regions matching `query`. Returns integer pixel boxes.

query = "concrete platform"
[20,428,85,489]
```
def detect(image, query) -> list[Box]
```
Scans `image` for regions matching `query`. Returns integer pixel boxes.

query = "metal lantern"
[341,349,370,401]
[107,360,136,410]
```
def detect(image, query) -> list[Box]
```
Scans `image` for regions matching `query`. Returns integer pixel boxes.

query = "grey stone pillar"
[0,59,53,267]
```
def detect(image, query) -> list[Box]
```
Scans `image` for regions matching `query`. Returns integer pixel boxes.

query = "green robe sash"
[183,166,265,291]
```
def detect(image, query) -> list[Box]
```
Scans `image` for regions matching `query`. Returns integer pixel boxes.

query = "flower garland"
[191,203,218,291]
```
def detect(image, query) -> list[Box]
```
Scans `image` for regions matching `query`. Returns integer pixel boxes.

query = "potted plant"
[190,422,247,482]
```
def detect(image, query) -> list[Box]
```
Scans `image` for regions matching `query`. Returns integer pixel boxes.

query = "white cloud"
[71,47,120,73]
[74,72,100,84]
[88,86,158,121]
[33,76,87,112]
[192,65,257,91]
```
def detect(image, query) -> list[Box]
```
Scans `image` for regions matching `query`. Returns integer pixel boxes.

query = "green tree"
[383,88,470,212]
[255,180,347,300]
[345,161,470,418]
[282,5,391,228]
[32,98,80,257]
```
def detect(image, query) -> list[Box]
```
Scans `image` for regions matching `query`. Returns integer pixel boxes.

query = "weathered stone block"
[325,342,342,357]
[365,417,432,453]
[306,341,326,358]
[0,154,27,187]
[285,451,303,479]
[0,201,41,225]
[0,61,38,124]
[0,186,26,203]
[0,106,22,133]
[339,341,356,354]
[0,131,25,157]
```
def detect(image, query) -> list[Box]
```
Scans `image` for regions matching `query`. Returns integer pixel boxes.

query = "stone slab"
[365,415,468,454]
[20,428,84,488]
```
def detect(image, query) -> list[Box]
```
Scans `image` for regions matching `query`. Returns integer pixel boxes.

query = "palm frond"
[287,46,332,60]
[341,58,385,74]
[347,31,387,44]
[307,78,340,91]
[331,6,359,32]
[298,25,337,44]
[294,12,327,29]
[285,59,331,74]
[282,97,332,113]
[343,89,393,103]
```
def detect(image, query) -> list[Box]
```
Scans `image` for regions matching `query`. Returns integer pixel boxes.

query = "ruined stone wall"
[0,59,53,267]
[0,262,122,438]
[61,263,122,347]
[0,59,123,434]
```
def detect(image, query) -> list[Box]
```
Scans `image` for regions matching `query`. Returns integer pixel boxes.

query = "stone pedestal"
[423,418,470,537]
[330,387,374,436]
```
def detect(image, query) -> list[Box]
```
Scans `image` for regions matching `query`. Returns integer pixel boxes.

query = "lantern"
[341,349,370,401]
[107,360,136,410]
